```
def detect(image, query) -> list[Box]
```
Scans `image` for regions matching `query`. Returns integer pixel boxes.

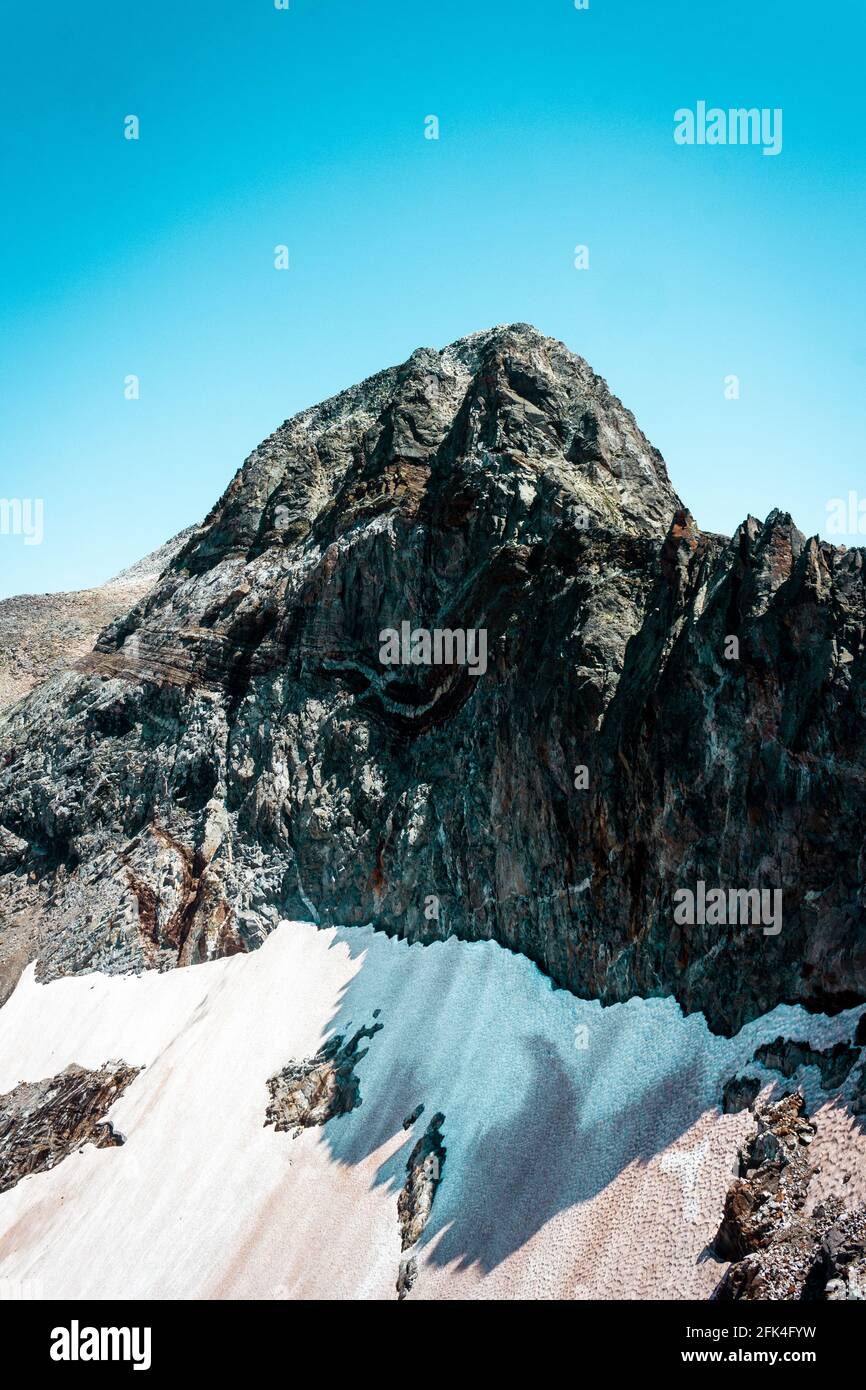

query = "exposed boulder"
[0,1061,140,1194]
[264,1021,383,1137]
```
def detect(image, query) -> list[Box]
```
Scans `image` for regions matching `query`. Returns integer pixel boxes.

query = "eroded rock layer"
[0,528,193,711]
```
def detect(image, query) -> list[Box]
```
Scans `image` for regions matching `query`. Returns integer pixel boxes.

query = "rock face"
[712,1093,866,1300]
[1,324,865,1034]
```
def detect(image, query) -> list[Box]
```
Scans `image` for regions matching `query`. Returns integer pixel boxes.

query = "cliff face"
[0,324,864,1033]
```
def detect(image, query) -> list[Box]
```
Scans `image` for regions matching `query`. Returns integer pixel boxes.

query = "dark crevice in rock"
[848,1061,866,1119]
[721,1075,762,1114]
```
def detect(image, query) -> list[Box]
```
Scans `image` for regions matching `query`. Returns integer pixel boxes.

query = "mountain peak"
[175,326,681,580]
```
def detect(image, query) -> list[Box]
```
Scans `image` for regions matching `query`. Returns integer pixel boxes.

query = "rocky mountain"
[1,323,864,1301]
[1,324,864,1035]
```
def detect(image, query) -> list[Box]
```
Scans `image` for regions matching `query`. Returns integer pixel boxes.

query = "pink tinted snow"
[0,921,862,1300]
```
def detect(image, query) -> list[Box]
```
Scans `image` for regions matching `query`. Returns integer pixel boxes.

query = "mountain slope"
[1,920,862,1300]
[0,325,864,1035]
[0,528,194,711]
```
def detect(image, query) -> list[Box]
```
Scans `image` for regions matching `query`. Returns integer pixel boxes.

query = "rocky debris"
[821,1210,866,1299]
[712,1093,866,1299]
[396,1254,418,1300]
[0,528,194,711]
[395,1111,446,1299]
[716,1198,866,1302]
[264,1022,383,1137]
[402,1103,424,1129]
[721,1075,762,1114]
[2,326,866,1036]
[397,1112,446,1252]
[0,1061,140,1194]
[752,1036,860,1092]
[713,1094,816,1263]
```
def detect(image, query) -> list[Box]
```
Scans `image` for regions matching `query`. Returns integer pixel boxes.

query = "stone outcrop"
[712,1093,866,1300]
[396,1111,446,1299]
[0,1061,140,1194]
[1,325,865,1035]
[264,1021,383,1137]
[752,1037,860,1092]
[397,1111,446,1251]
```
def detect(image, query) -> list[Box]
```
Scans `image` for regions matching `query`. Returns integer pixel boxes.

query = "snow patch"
[0,921,862,1300]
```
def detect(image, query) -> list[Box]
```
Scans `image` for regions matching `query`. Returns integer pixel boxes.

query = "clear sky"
[1,0,864,598]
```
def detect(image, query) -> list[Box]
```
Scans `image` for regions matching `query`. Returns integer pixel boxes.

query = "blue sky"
[1,0,864,597]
